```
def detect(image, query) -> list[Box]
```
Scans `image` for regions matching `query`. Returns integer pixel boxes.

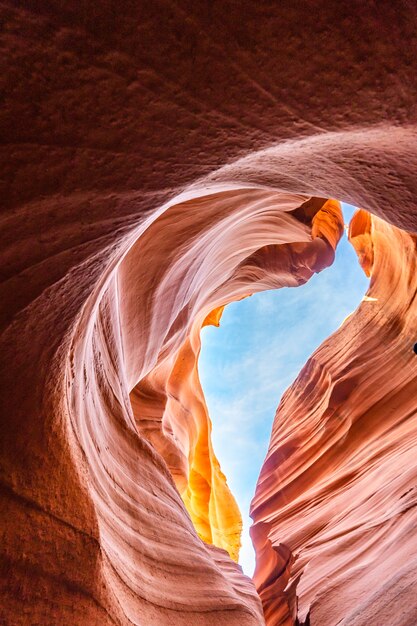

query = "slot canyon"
[1,3,417,626]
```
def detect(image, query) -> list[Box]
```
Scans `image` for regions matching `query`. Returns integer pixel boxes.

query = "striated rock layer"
[1,1,417,625]
[67,190,342,626]
[126,195,342,563]
[1,185,342,626]
[251,211,417,625]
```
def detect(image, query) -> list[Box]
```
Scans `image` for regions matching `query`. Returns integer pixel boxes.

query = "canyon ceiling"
[1,2,417,625]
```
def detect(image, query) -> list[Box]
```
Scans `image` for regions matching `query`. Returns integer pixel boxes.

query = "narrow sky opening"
[199,203,370,576]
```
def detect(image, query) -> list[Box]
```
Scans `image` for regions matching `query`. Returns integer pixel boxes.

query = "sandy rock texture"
[251,211,417,625]
[1,2,417,625]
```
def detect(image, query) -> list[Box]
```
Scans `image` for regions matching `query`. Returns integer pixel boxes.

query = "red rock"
[251,211,417,625]
[1,3,417,625]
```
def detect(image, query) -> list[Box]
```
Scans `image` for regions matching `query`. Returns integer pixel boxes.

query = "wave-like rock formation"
[63,190,343,626]
[126,195,342,565]
[1,2,417,625]
[251,210,417,625]
[1,178,342,626]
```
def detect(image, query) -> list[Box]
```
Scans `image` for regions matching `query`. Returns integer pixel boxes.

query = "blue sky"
[198,204,369,576]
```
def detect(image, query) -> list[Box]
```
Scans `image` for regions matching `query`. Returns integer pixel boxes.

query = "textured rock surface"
[251,211,417,625]
[126,195,342,564]
[67,189,341,626]
[1,1,417,625]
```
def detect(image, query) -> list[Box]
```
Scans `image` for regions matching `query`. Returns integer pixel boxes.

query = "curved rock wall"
[251,211,417,625]
[67,190,341,625]
[124,194,342,563]
[1,2,417,625]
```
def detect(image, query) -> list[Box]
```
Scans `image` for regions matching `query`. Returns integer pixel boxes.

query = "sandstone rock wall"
[251,211,417,625]
[1,2,417,624]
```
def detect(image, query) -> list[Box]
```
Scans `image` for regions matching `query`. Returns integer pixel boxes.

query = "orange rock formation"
[129,197,342,565]
[1,2,417,625]
[251,210,417,625]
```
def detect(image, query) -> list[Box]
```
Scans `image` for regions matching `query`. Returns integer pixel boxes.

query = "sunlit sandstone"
[1,2,417,625]
[251,210,417,625]
[129,197,342,564]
